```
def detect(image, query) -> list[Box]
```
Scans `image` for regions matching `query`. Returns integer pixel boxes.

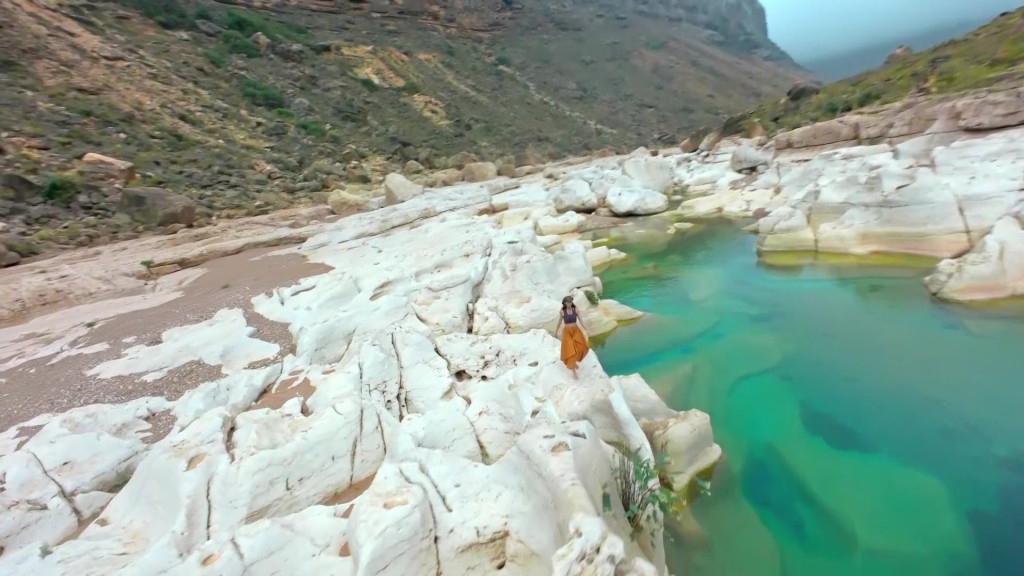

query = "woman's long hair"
[561,296,577,314]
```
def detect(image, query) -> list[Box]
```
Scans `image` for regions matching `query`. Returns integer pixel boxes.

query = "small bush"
[41,175,77,204]
[117,0,192,30]
[584,289,599,306]
[194,4,214,21]
[203,47,228,68]
[358,77,379,92]
[823,100,841,116]
[221,30,261,58]
[240,78,286,109]
[855,89,882,108]
[400,80,421,95]
[273,108,295,119]
[297,119,327,138]
[603,448,681,540]
[494,54,512,67]
[223,8,308,42]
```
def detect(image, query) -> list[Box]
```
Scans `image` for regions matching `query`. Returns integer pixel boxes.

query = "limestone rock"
[537,211,586,235]
[194,19,223,36]
[0,173,39,202]
[327,189,368,214]
[606,187,669,216]
[404,160,425,174]
[462,162,498,183]
[118,187,197,227]
[384,173,425,205]
[272,42,308,62]
[925,215,1024,301]
[730,142,772,172]
[427,168,463,187]
[786,81,821,102]
[553,179,598,212]
[0,243,20,267]
[78,153,136,185]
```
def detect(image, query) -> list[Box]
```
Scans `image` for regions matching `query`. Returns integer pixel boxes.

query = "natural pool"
[593,221,1024,576]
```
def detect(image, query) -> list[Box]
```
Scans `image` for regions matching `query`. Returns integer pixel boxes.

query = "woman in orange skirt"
[555,295,590,379]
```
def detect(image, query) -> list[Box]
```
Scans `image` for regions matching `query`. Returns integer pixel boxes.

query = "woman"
[555,295,590,379]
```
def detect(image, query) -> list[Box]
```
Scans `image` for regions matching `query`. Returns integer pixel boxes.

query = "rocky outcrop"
[672,86,1024,302]
[0,172,722,576]
[119,187,197,227]
[383,172,424,205]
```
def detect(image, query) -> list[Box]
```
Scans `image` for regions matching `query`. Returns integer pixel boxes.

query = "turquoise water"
[593,222,1024,576]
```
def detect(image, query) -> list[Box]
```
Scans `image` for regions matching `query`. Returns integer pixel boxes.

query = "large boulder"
[925,215,1024,301]
[427,168,463,187]
[384,173,425,205]
[118,187,197,227]
[730,142,772,172]
[786,81,821,102]
[606,187,669,216]
[553,179,598,213]
[0,243,20,267]
[0,173,39,202]
[77,153,136,185]
[462,162,498,183]
[327,189,368,214]
[622,156,674,193]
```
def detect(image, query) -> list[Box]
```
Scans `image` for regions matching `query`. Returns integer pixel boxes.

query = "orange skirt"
[560,324,589,369]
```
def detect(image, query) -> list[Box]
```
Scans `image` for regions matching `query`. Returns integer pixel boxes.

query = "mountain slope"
[0,0,803,258]
[717,7,1024,138]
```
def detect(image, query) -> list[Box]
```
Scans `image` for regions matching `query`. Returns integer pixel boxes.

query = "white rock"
[729,142,772,172]
[623,156,674,193]
[553,179,599,213]
[606,187,669,216]
[384,172,425,205]
[926,215,1024,301]
[537,211,586,235]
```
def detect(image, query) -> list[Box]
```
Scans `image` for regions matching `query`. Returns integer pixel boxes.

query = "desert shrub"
[273,108,295,119]
[240,78,286,109]
[203,47,228,68]
[221,30,261,58]
[297,119,326,138]
[855,89,882,108]
[358,77,379,92]
[584,289,599,306]
[117,0,192,30]
[494,54,512,67]
[223,8,308,42]
[41,174,77,204]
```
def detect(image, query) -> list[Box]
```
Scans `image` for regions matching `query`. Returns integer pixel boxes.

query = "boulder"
[384,173,425,205]
[250,32,271,51]
[327,189,368,214]
[698,129,722,152]
[345,163,372,184]
[0,173,39,202]
[537,211,586,235]
[194,19,223,36]
[606,187,669,216]
[404,160,425,174]
[118,187,197,227]
[427,168,463,187]
[272,42,308,62]
[0,243,19,267]
[786,81,822,102]
[679,136,700,154]
[447,151,479,169]
[730,143,772,172]
[462,162,498,183]
[553,179,598,213]
[622,156,674,193]
[925,215,1024,301]
[885,44,913,64]
[77,153,136,185]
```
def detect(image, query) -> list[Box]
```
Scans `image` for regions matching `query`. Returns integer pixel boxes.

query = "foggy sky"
[760,0,1023,60]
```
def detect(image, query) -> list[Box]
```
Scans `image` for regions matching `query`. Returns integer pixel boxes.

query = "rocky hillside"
[705,7,1024,140]
[0,0,803,264]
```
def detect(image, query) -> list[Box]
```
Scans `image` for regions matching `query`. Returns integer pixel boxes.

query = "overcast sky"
[760,0,1023,60]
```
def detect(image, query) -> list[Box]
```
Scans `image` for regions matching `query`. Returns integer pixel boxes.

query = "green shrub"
[297,119,327,138]
[221,30,261,58]
[41,175,78,204]
[194,4,214,21]
[241,78,286,109]
[400,80,421,95]
[116,0,192,30]
[823,100,841,116]
[223,8,308,42]
[584,289,599,306]
[203,46,228,68]
[494,54,512,67]
[602,448,682,540]
[358,77,379,92]
[273,108,295,119]
[855,89,882,108]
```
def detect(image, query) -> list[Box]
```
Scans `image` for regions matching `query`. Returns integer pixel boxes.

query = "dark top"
[563,308,577,324]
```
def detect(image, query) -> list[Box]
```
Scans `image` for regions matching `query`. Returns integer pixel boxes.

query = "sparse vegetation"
[221,30,262,58]
[297,119,327,138]
[358,77,379,92]
[140,259,155,274]
[584,289,600,306]
[203,47,228,68]
[602,448,682,540]
[41,175,77,205]
[223,8,309,43]
[116,0,193,30]
[39,544,53,558]
[240,78,286,109]
[723,8,1024,137]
